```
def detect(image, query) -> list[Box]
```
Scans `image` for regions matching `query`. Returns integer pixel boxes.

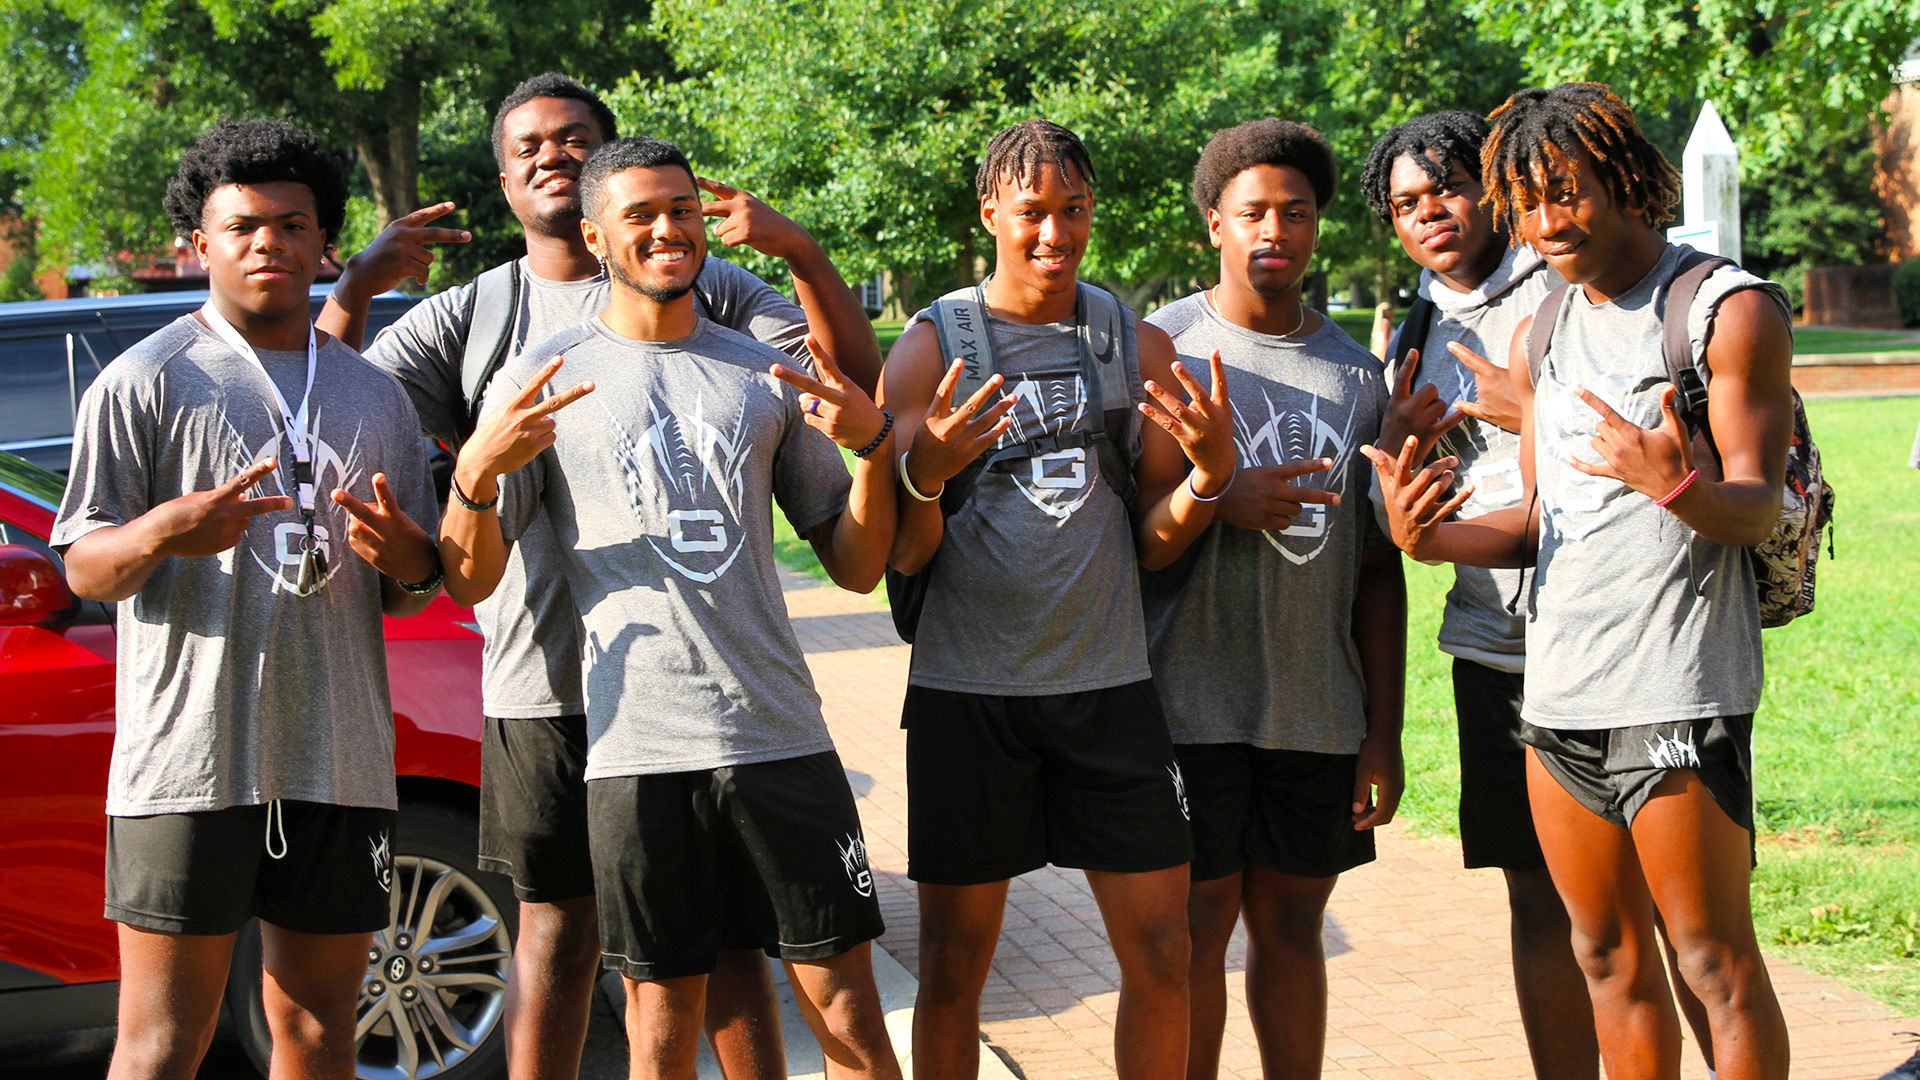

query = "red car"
[0,450,514,1080]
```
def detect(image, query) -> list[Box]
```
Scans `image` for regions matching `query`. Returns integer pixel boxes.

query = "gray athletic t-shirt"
[1386,248,1559,673]
[492,317,849,778]
[1142,294,1390,752]
[51,316,439,816]
[366,256,806,718]
[1527,244,1790,730]
[905,309,1151,695]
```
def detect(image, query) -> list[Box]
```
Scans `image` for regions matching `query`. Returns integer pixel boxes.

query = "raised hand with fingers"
[1359,435,1469,559]
[698,176,810,261]
[456,356,597,489]
[1140,350,1238,494]
[1447,340,1522,433]
[1570,385,1692,500]
[1215,457,1341,532]
[146,457,297,558]
[901,359,1019,497]
[332,473,437,584]
[1377,347,1464,465]
[771,336,891,452]
[341,201,471,293]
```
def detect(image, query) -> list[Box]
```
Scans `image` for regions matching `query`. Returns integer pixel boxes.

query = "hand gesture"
[332,473,436,583]
[1377,348,1464,465]
[1140,351,1237,490]
[771,336,890,451]
[1352,733,1404,829]
[1358,435,1469,559]
[699,177,810,262]
[1215,458,1340,531]
[1569,385,1691,499]
[902,359,1018,494]
[1448,341,1521,433]
[149,458,296,558]
[341,202,471,292]
[458,357,596,482]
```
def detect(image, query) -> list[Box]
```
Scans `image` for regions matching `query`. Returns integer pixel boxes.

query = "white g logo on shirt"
[272,521,332,567]
[667,509,728,553]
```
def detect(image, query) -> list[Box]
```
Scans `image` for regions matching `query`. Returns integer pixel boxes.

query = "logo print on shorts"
[1168,763,1190,821]
[369,830,393,893]
[836,832,874,898]
[1643,728,1701,770]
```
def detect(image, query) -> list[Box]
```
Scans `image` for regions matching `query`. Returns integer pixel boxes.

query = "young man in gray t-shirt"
[317,73,880,1080]
[440,137,903,1080]
[1360,111,1597,1079]
[1139,119,1404,1080]
[53,120,442,1080]
[1369,83,1793,1079]
[880,120,1238,1080]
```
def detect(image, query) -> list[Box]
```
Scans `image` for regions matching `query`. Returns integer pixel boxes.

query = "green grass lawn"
[1793,327,1920,356]
[776,394,1920,1012]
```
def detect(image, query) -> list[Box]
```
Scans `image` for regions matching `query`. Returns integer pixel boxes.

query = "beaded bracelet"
[852,410,894,458]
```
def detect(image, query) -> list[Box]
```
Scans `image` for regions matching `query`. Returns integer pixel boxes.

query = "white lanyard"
[199,304,318,514]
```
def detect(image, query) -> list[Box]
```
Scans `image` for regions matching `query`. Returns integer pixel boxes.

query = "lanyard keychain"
[198,303,326,594]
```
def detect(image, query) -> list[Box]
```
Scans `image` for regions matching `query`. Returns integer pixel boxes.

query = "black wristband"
[450,477,498,513]
[852,410,894,459]
[397,566,444,595]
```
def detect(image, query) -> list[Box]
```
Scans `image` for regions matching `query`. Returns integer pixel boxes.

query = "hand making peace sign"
[148,457,297,558]
[771,336,892,452]
[332,473,437,584]
[458,356,597,483]
[698,176,811,262]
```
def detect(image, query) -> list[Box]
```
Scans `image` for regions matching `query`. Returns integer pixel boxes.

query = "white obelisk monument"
[1670,100,1741,261]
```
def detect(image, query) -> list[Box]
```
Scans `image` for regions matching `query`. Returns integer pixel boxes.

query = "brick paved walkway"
[783,571,1920,1079]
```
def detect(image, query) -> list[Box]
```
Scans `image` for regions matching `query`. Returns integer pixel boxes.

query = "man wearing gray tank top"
[315,73,881,1080]
[1140,119,1405,1080]
[878,120,1238,1080]
[1361,112,1597,1079]
[1367,84,1793,1079]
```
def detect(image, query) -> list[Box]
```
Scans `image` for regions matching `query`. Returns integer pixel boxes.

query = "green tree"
[0,0,661,282]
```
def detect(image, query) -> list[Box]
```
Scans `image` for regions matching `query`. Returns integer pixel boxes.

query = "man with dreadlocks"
[1360,110,1597,1080]
[1141,117,1403,1080]
[878,118,1237,1080]
[1367,82,1794,1079]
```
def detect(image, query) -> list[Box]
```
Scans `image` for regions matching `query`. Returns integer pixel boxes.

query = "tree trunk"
[352,80,422,230]
[954,220,976,292]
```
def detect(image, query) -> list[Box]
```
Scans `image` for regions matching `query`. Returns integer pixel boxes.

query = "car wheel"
[227,799,517,1079]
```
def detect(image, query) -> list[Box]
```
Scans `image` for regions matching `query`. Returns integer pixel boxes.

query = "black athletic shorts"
[1175,742,1375,882]
[105,801,396,936]
[1522,715,1755,845]
[479,714,594,903]
[902,680,1192,885]
[588,750,885,982]
[1453,658,1547,871]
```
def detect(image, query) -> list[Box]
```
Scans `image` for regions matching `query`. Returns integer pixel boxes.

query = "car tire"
[226,799,518,1080]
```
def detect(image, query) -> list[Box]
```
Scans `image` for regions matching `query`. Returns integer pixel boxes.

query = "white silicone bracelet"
[899,451,942,503]
[1186,466,1235,503]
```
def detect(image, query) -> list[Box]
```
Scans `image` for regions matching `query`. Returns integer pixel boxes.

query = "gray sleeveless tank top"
[1526,244,1788,730]
[907,311,1151,695]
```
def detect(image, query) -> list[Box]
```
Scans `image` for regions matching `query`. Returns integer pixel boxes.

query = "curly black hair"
[1359,111,1490,223]
[1482,82,1682,241]
[163,119,351,243]
[975,120,1097,197]
[1191,118,1336,214]
[579,137,696,223]
[492,72,620,169]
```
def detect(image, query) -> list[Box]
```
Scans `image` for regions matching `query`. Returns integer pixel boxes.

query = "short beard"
[605,247,703,304]
[526,203,583,240]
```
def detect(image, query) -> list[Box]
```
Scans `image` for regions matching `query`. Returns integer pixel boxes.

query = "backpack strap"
[928,285,994,406]
[458,260,524,441]
[1661,251,1735,422]
[1391,295,1438,372]
[1525,282,1572,387]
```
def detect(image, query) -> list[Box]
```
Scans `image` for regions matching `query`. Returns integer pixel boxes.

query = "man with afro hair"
[1139,116,1404,1080]
[1360,110,1598,1079]
[1367,82,1795,1079]
[53,117,444,1080]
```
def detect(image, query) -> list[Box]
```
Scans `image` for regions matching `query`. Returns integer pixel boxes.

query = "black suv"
[0,287,417,474]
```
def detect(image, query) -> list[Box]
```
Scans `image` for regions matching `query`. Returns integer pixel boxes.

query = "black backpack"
[886,282,1136,642]
[1525,251,1833,627]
